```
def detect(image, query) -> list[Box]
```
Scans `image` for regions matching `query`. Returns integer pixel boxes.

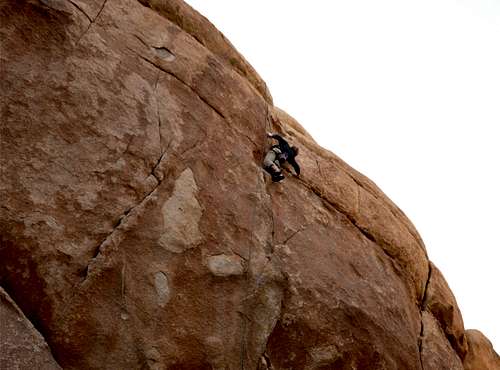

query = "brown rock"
[137,0,273,104]
[463,330,500,370]
[0,287,61,370]
[420,311,463,370]
[0,0,496,369]
[265,181,422,369]
[270,106,429,303]
[424,262,468,359]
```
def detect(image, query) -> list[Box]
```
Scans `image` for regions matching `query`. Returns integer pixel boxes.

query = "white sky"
[185,0,500,351]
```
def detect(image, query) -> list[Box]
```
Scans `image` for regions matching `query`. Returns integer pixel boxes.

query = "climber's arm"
[267,133,291,152]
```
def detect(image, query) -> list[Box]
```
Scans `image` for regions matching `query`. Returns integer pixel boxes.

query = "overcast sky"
[185,0,500,351]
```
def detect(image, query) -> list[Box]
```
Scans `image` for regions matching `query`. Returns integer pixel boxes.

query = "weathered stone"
[207,254,245,277]
[1,0,497,369]
[424,262,468,359]
[158,168,203,253]
[0,287,61,370]
[463,330,500,370]
[154,271,170,307]
[137,0,273,104]
[420,311,463,370]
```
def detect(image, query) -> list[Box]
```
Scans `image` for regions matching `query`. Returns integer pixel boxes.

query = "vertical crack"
[154,71,163,155]
[315,159,324,180]
[418,261,432,370]
[132,52,260,148]
[420,261,432,308]
[418,318,425,370]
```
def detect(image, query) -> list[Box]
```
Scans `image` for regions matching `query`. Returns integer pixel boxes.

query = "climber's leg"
[263,150,283,180]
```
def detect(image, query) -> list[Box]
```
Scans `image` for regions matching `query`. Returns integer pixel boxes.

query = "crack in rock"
[418,260,433,370]
[131,52,260,149]
[75,0,108,45]
[66,0,92,22]
[82,176,161,283]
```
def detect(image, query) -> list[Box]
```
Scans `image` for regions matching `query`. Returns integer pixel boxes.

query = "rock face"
[0,287,61,370]
[463,330,500,370]
[0,1,498,369]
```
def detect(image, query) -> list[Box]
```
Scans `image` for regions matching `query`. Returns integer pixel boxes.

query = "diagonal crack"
[75,0,108,45]
[81,150,168,284]
[279,224,309,245]
[230,247,249,262]
[348,172,427,256]
[66,0,92,22]
[149,150,167,182]
[137,54,226,120]
[133,34,150,49]
[0,287,63,368]
[81,181,159,283]
[292,175,387,252]
[131,51,261,149]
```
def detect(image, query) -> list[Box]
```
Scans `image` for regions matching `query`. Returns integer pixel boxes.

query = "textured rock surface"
[0,0,498,369]
[420,311,463,370]
[424,262,468,359]
[0,287,61,370]
[463,330,500,370]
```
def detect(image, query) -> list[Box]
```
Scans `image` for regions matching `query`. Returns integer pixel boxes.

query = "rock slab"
[0,287,61,370]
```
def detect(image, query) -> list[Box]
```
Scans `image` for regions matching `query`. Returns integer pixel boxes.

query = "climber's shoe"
[271,172,285,183]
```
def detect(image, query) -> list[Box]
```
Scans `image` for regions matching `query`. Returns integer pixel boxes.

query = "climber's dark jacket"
[270,134,300,175]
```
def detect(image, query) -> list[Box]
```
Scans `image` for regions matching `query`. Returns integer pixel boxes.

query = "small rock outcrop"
[0,1,498,369]
[463,330,500,370]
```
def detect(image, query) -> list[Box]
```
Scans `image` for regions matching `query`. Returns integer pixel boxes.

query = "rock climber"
[263,132,300,182]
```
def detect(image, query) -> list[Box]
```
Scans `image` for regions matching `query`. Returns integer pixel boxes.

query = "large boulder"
[0,1,497,369]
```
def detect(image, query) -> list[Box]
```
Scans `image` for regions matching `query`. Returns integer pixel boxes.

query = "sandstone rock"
[420,311,463,370]
[0,287,61,370]
[206,254,245,277]
[137,0,273,104]
[463,330,500,370]
[266,180,422,369]
[424,262,468,359]
[1,0,497,369]
[158,168,203,253]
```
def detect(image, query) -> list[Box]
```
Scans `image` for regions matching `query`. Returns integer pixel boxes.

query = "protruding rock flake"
[154,271,170,307]
[158,168,203,253]
[0,0,497,369]
[154,46,176,61]
[206,254,245,277]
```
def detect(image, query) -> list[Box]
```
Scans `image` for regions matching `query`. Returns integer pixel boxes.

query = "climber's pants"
[263,150,281,175]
